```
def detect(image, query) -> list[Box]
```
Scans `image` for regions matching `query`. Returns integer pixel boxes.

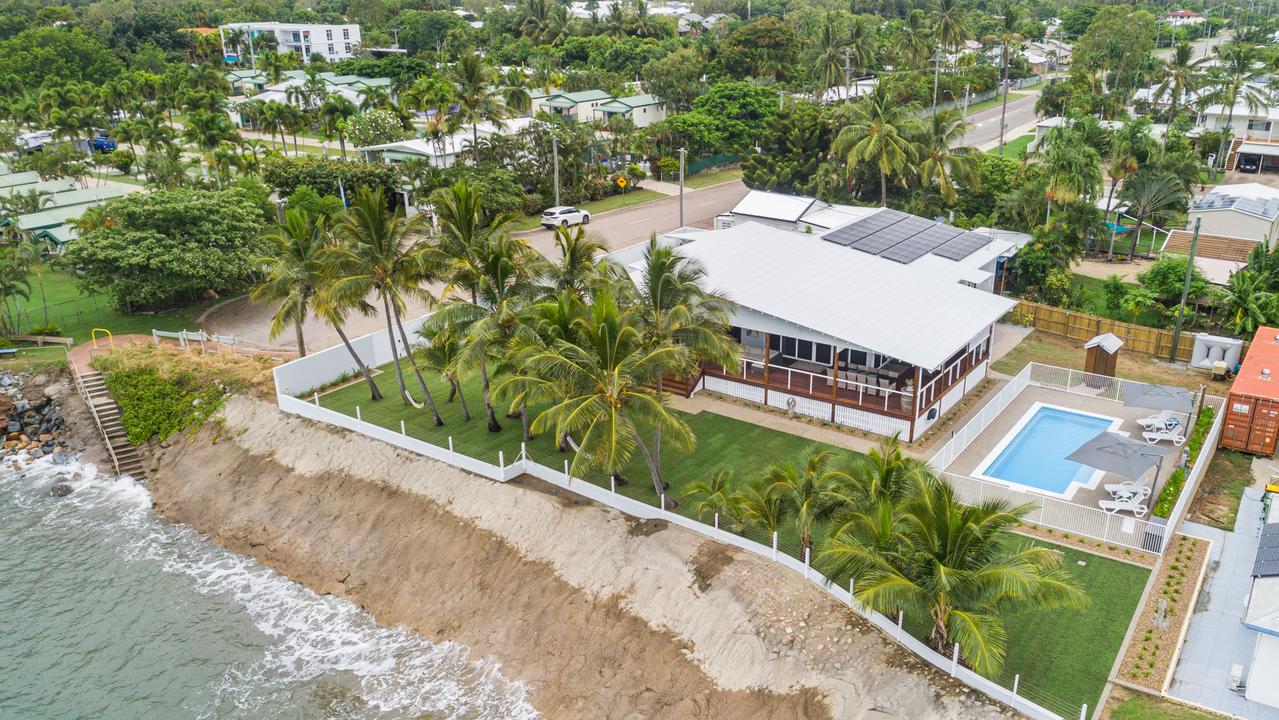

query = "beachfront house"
[612,201,1020,441]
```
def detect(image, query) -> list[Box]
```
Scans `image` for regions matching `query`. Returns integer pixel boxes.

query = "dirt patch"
[1188,449,1254,530]
[625,516,669,537]
[691,542,735,592]
[1116,534,1210,692]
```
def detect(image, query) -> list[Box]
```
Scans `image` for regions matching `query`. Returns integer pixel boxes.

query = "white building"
[614,191,1020,442]
[1188,183,1279,246]
[1165,9,1205,26]
[593,94,667,128]
[220,22,361,64]
[356,117,535,168]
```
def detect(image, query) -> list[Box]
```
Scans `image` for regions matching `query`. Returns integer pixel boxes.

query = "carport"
[1235,140,1279,173]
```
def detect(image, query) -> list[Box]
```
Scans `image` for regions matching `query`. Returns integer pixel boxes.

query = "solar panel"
[932,231,992,260]
[850,214,933,254]
[823,208,909,247]
[880,225,964,263]
[1255,524,1279,577]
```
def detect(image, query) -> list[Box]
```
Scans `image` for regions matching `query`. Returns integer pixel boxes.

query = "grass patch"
[1190,448,1254,530]
[685,166,743,189]
[991,330,1233,396]
[0,346,68,373]
[7,265,216,344]
[1105,687,1223,720]
[510,189,667,231]
[990,134,1035,157]
[1000,541,1150,717]
[966,92,1026,115]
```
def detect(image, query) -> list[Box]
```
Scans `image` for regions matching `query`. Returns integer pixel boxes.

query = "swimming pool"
[974,403,1124,498]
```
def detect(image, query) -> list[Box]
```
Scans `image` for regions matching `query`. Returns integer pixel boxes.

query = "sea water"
[0,455,539,720]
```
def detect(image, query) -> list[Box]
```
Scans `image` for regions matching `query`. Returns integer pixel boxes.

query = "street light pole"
[1170,218,1202,363]
[677,147,686,227]
[552,134,560,207]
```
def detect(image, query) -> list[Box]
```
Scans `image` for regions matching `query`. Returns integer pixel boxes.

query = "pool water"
[978,405,1119,496]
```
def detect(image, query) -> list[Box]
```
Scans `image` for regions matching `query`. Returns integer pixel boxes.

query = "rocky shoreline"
[0,370,73,462]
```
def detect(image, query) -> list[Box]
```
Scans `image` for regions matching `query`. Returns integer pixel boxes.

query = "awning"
[1123,383,1194,413]
[1066,431,1170,481]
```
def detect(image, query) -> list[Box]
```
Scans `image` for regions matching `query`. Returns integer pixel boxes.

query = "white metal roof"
[672,222,1016,369]
[730,190,820,223]
[1084,332,1124,354]
[798,204,882,230]
[1248,576,1279,635]
[1247,633,1279,709]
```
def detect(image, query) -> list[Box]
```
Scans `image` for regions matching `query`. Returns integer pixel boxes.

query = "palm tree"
[821,480,1089,677]
[932,0,970,109]
[1217,269,1275,335]
[250,208,327,357]
[496,289,693,499]
[813,13,845,98]
[984,1,1023,155]
[832,83,920,205]
[448,52,512,165]
[915,109,978,205]
[844,16,877,88]
[319,95,358,160]
[327,186,445,425]
[733,478,785,538]
[763,448,838,554]
[1118,170,1187,261]
[546,224,606,297]
[1039,125,1103,219]
[1207,43,1267,165]
[682,468,737,525]
[1154,42,1205,124]
[416,321,471,421]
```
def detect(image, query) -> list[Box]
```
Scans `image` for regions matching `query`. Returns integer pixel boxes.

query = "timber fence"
[1007,300,1243,363]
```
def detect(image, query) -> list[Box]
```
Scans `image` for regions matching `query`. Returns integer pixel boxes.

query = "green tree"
[640,47,706,112]
[915,109,979,206]
[763,448,839,553]
[1216,270,1275,336]
[250,209,329,358]
[832,83,920,205]
[1138,255,1209,306]
[341,108,407,149]
[743,101,830,196]
[449,52,512,165]
[1117,171,1187,261]
[714,17,801,81]
[65,188,268,310]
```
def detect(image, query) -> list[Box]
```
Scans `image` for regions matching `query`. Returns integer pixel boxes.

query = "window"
[345,43,351,53]
[796,339,813,360]
[1249,119,1272,133]
[342,28,350,39]
[815,344,832,366]
[325,29,333,40]
[782,337,796,357]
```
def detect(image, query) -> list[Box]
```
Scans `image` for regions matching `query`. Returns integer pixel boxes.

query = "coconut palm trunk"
[480,364,501,432]
[391,302,444,426]
[334,323,382,401]
[294,312,307,357]
[383,296,411,402]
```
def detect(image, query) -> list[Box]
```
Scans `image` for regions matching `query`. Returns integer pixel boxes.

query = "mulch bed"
[1015,523,1159,569]
[1116,533,1211,692]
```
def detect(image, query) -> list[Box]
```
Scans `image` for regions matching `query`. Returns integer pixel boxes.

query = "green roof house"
[593,94,667,128]
[534,89,614,122]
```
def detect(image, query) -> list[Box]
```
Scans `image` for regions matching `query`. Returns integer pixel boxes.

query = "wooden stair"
[78,370,146,478]
[648,373,701,398]
[1224,136,1245,171]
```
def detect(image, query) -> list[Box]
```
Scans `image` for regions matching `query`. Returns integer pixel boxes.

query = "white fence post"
[448,436,454,453]
[313,392,320,406]
[660,493,666,511]
[896,611,904,641]
[950,643,960,676]
[564,459,570,483]
[498,450,505,469]
[610,474,616,493]
[1011,674,1020,710]
[1080,705,1088,720]
[400,420,406,436]
[804,546,810,579]
[771,531,778,561]
[848,578,855,607]
[714,512,719,530]
[355,405,361,422]
[520,442,527,461]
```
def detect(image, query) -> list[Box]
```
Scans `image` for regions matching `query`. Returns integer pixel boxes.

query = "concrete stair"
[78,370,146,478]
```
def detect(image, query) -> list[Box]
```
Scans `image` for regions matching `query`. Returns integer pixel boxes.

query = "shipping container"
[1222,326,1279,455]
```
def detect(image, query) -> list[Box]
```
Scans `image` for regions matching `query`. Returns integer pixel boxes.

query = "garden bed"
[1115,533,1211,693]
[1015,523,1159,568]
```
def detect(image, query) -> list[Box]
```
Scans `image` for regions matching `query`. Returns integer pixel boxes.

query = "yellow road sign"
[616,176,627,189]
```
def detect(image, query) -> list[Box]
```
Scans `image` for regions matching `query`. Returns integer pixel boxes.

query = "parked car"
[540,206,590,229]
[92,131,116,154]
[1239,154,1261,173]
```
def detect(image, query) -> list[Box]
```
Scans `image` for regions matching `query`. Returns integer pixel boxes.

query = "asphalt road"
[961,91,1041,149]
[517,179,749,256]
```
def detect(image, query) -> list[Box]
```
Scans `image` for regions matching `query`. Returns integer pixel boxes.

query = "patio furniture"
[1103,481,1152,501]
[1143,427,1186,446]
[1137,410,1182,432]
[878,378,891,396]
[1099,496,1149,518]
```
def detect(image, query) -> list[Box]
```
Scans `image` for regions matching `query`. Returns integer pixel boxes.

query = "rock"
[12,398,29,414]
[6,420,19,434]
[29,448,43,458]
[52,452,72,465]
[42,383,68,401]
[50,483,73,497]
[37,434,51,442]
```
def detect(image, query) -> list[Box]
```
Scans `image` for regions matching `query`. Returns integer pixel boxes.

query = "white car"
[540,206,590,229]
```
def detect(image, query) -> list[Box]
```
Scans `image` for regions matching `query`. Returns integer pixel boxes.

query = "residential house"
[533,90,614,122]
[219,22,361,64]
[593,94,667,128]
[1188,183,1279,244]
[226,71,394,126]
[357,117,535,167]
[616,194,1020,441]
[1165,9,1205,26]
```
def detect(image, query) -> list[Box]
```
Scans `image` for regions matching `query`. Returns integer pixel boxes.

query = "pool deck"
[946,386,1182,515]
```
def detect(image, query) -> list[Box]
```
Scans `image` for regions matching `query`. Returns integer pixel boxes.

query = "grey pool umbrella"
[1122,382,1194,413]
[1066,431,1171,481]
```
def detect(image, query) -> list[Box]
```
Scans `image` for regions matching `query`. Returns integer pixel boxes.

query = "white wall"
[1191,209,1277,244]
[272,313,429,397]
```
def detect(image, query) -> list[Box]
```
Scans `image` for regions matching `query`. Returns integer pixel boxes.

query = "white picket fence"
[271,322,1071,720]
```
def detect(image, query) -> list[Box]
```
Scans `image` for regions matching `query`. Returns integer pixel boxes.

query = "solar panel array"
[1192,192,1279,220]
[821,208,991,264]
[1255,523,1279,577]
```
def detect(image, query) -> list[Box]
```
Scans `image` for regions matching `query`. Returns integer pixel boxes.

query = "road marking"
[626,218,651,225]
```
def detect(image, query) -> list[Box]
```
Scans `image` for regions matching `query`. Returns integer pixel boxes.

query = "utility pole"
[931,49,943,114]
[678,147,686,227]
[552,134,560,207]
[842,48,852,102]
[1170,218,1202,363]
[961,83,972,120]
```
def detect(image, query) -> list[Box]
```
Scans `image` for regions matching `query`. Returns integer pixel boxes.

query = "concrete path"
[667,392,888,457]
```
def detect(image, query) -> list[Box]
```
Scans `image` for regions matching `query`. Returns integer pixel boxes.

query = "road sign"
[616,176,627,189]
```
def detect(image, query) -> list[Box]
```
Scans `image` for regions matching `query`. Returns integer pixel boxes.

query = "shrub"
[1153,405,1216,518]
[102,366,223,444]
[262,156,398,201]
[25,323,61,336]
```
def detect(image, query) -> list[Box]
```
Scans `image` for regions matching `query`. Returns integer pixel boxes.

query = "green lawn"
[1108,689,1224,719]
[966,92,1026,115]
[8,265,216,344]
[998,542,1149,717]
[511,189,668,231]
[990,134,1035,157]
[685,166,743,189]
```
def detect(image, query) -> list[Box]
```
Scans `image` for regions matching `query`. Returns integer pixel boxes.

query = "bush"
[102,367,223,444]
[1153,405,1216,518]
[105,148,136,176]
[262,156,398,202]
[24,323,61,336]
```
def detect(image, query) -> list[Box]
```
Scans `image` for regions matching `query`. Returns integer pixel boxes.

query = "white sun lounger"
[1138,411,1182,431]
[1103,482,1152,501]
[1143,427,1186,446]
[1099,497,1149,518]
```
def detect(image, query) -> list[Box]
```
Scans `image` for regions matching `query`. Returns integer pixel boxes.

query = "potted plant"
[900,379,914,413]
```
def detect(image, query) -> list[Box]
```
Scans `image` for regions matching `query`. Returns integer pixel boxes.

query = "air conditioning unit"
[1228,662,1246,691]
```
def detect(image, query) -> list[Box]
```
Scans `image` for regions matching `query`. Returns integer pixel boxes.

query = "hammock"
[402,389,425,409]
[1105,221,1133,234]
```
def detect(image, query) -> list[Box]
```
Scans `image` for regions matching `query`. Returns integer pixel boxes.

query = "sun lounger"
[1138,411,1182,432]
[1103,481,1151,501]
[1099,497,1149,518]
[1143,427,1186,446]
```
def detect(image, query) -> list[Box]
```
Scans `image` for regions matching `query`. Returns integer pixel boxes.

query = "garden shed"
[1084,332,1123,377]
